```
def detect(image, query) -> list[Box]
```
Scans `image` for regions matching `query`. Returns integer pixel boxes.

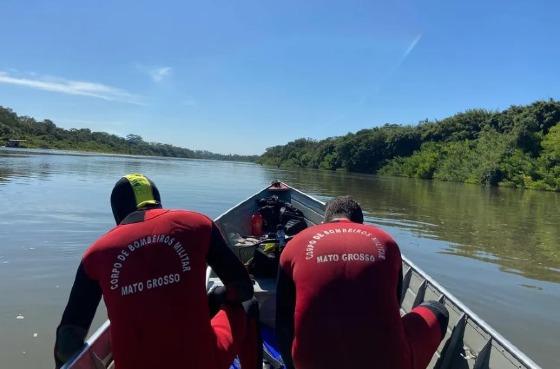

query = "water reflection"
[262,168,560,283]
[0,166,18,183]
[2,150,559,283]
[1,149,54,183]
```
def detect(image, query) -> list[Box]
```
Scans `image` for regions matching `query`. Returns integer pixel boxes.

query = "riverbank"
[258,100,560,192]
[0,147,259,165]
[0,106,258,162]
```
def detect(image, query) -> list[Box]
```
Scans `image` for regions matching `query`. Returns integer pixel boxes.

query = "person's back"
[55,174,259,369]
[83,208,216,368]
[276,196,448,369]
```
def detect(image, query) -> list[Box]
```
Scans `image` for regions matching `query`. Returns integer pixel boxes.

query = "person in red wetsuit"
[55,174,261,369]
[276,196,448,369]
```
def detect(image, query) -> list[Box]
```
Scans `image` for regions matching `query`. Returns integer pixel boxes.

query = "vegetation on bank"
[258,100,560,191]
[0,106,258,162]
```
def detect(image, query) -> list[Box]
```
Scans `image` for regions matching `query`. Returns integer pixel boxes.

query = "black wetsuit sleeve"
[397,265,403,306]
[276,265,296,369]
[54,262,102,368]
[206,222,253,303]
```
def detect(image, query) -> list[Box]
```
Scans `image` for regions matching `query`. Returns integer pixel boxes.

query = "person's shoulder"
[161,208,211,219]
[359,223,401,261]
[281,224,322,260]
[289,223,324,241]
[82,226,119,263]
[163,209,213,227]
[359,223,396,242]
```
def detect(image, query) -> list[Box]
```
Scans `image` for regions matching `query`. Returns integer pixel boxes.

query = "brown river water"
[0,149,558,368]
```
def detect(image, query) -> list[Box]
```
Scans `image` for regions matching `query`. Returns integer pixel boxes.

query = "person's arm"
[397,265,403,306]
[275,264,296,369]
[54,262,102,368]
[206,223,253,304]
[390,239,404,307]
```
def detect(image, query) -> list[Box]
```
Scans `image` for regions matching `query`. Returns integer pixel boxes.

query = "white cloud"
[0,71,142,104]
[148,66,172,82]
[396,33,422,69]
[356,34,423,105]
[380,33,424,84]
[134,64,173,82]
[402,34,422,62]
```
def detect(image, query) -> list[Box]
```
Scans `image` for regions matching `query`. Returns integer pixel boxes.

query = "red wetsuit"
[55,209,258,369]
[276,220,447,369]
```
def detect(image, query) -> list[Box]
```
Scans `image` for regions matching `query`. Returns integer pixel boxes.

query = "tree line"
[0,106,258,162]
[258,100,560,191]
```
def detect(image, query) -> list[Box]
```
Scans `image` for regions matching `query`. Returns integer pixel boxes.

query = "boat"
[62,182,541,369]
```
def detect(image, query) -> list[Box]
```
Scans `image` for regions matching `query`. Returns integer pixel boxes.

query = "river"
[0,149,558,368]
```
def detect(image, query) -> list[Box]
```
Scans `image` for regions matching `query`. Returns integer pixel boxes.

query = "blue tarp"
[230,325,285,369]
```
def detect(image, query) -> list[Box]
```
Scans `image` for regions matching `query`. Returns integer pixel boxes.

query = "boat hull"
[63,182,541,369]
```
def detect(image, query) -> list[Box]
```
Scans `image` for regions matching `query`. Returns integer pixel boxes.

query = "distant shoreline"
[0,146,260,164]
[1,105,259,163]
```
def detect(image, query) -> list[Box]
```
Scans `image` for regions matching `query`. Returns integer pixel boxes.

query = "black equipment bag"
[256,196,307,235]
[257,196,283,232]
[283,218,307,236]
[247,242,279,278]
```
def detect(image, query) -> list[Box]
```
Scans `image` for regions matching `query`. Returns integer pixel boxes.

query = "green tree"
[534,123,560,190]
[126,134,144,144]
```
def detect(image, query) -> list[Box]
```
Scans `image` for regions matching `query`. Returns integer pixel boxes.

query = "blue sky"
[0,0,558,155]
